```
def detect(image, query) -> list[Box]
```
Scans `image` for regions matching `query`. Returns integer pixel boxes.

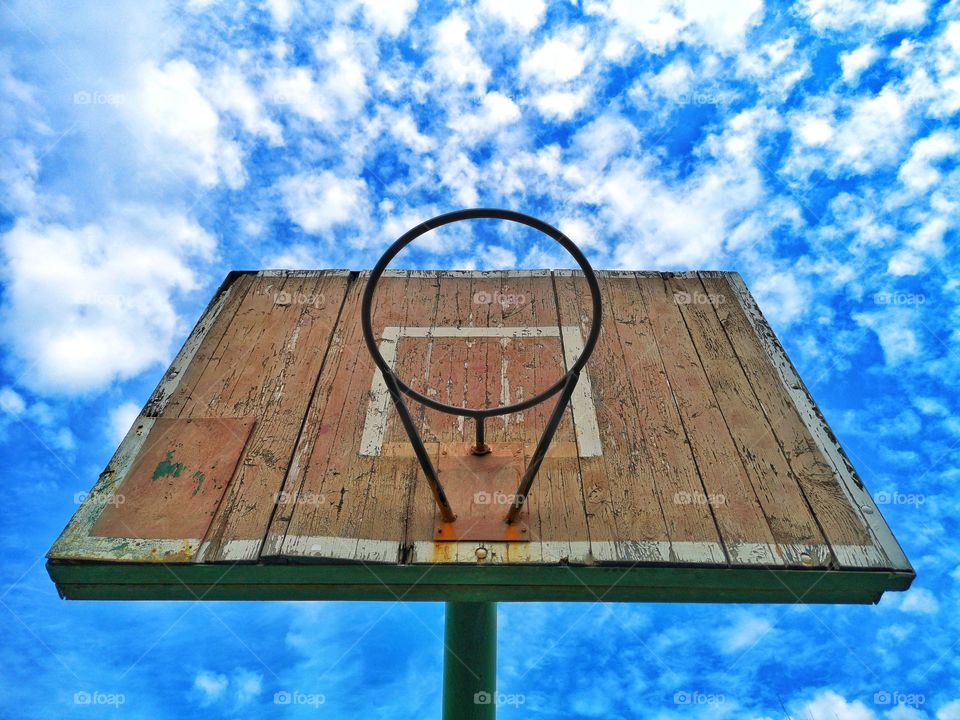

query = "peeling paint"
[151,451,184,481]
[192,470,205,496]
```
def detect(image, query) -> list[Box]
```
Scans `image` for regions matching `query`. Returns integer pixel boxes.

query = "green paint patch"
[110,542,129,552]
[192,470,205,497]
[152,451,184,481]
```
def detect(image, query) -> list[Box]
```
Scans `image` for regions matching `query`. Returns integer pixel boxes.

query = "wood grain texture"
[665,274,831,568]
[630,273,784,566]
[264,272,422,563]
[50,270,905,577]
[195,272,351,562]
[721,273,908,571]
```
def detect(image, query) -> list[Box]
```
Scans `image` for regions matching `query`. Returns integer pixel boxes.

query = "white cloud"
[599,0,762,53]
[752,271,810,325]
[853,309,921,366]
[207,68,283,146]
[478,0,545,32]
[267,31,372,126]
[521,30,589,83]
[430,13,490,91]
[264,0,296,29]
[797,117,835,145]
[575,108,772,267]
[133,60,245,189]
[108,401,140,443]
[1,208,215,394]
[600,0,685,53]
[268,67,329,123]
[720,613,774,653]
[534,89,591,120]
[438,151,480,206]
[358,0,417,36]
[888,216,949,276]
[0,387,26,416]
[939,700,960,720]
[233,670,262,703]
[448,91,521,141]
[899,587,940,614]
[649,58,694,96]
[898,131,959,190]
[279,171,370,235]
[802,0,930,32]
[193,671,228,705]
[792,689,875,720]
[681,0,763,50]
[831,85,915,173]
[841,43,881,83]
[389,112,435,153]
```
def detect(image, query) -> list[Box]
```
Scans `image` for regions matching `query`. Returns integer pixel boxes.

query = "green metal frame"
[47,560,913,604]
[443,602,497,720]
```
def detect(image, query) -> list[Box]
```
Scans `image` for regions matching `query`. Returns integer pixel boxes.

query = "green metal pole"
[442,601,497,720]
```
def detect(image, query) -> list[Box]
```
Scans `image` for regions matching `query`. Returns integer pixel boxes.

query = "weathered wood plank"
[266,272,422,563]
[666,273,830,568]
[601,272,728,562]
[555,272,724,564]
[634,273,781,566]
[722,272,907,570]
[196,272,351,562]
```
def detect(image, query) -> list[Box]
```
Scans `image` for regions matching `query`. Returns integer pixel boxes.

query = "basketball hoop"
[361,208,602,526]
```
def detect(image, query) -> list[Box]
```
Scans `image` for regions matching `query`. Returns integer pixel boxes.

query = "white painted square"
[359,326,602,457]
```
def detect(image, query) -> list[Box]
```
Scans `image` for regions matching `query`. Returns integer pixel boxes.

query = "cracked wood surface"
[48,270,910,573]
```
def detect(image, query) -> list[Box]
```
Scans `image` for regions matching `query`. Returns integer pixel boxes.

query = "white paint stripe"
[218,539,263,562]
[399,326,560,338]
[359,326,400,456]
[560,326,603,457]
[359,326,602,457]
[279,535,399,562]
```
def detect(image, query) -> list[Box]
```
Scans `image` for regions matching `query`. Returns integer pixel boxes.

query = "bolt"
[800,552,813,567]
[475,547,488,560]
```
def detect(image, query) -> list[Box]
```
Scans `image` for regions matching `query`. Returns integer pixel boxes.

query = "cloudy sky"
[1,0,959,717]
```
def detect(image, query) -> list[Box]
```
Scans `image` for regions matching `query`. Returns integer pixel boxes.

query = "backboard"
[47,269,914,603]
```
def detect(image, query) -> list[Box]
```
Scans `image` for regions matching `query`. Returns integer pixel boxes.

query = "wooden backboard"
[47,270,914,603]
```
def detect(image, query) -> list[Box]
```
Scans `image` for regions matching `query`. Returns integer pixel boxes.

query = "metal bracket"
[361,208,602,530]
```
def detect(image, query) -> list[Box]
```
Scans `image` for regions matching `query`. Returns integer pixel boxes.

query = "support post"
[442,602,497,720]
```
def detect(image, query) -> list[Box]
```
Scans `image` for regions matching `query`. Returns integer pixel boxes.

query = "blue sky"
[1,0,959,717]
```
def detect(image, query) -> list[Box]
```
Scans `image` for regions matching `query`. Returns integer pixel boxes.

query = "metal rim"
[361,208,602,419]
